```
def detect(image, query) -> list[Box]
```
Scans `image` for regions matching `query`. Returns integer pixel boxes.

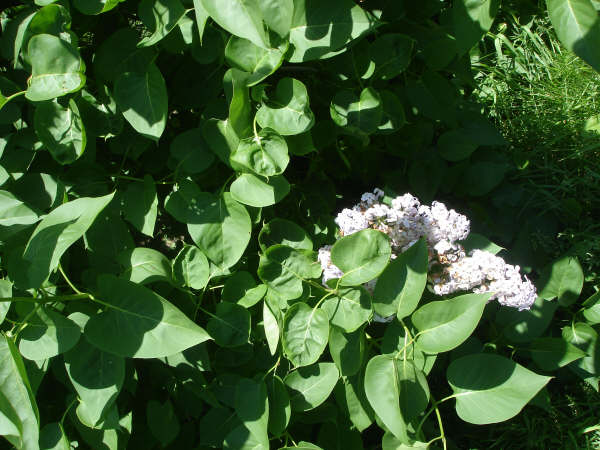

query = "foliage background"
[0,0,599,449]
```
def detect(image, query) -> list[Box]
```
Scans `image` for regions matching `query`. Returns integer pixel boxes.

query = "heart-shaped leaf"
[446,353,551,424]
[364,355,429,441]
[322,286,372,333]
[26,34,85,101]
[331,229,391,286]
[413,293,491,354]
[85,275,211,358]
[230,129,289,176]
[114,63,168,141]
[284,362,339,411]
[256,78,315,136]
[330,87,383,135]
[34,99,86,165]
[282,302,329,367]
[373,238,428,318]
[258,245,321,300]
[230,174,290,207]
[225,36,287,86]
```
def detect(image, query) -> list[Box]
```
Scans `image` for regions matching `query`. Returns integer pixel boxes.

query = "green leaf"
[364,355,430,441]
[64,338,125,427]
[200,0,269,49]
[538,256,584,306]
[288,0,378,62]
[0,280,11,326]
[207,302,251,347]
[85,275,211,358]
[0,190,39,227]
[73,0,121,15]
[39,422,69,450]
[193,0,210,43]
[230,173,290,207]
[147,400,180,446]
[202,118,241,168]
[93,28,155,84]
[138,0,186,47]
[373,239,428,319]
[223,424,267,450]
[170,128,215,174]
[223,272,266,308]
[528,337,586,371]
[547,0,600,72]
[259,0,293,37]
[331,229,391,286]
[282,302,329,367]
[284,362,339,411]
[377,90,406,133]
[322,287,372,333]
[20,193,114,289]
[0,334,39,450]
[258,218,312,252]
[165,185,251,269]
[114,64,168,141]
[258,245,322,300]
[280,442,322,450]
[266,375,290,436]
[498,296,558,343]
[173,245,210,290]
[224,68,252,138]
[256,78,315,136]
[118,247,173,285]
[453,0,500,55]
[381,320,435,374]
[562,322,600,389]
[26,34,85,101]
[122,175,158,237]
[78,89,123,139]
[583,291,600,324]
[413,293,491,354]
[334,372,374,432]
[459,233,503,255]
[328,325,364,376]
[263,295,280,355]
[230,128,289,177]
[34,99,86,165]
[446,353,551,424]
[370,34,414,80]
[225,36,287,86]
[18,307,80,360]
[438,128,478,161]
[382,433,428,450]
[234,378,269,447]
[330,88,383,136]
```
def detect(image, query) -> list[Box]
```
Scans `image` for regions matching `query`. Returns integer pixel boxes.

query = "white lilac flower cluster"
[318,189,537,311]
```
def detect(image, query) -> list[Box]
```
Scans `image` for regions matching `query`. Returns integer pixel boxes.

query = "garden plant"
[0,0,599,449]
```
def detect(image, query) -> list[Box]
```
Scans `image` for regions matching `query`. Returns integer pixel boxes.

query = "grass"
[459,9,600,449]
[473,11,600,284]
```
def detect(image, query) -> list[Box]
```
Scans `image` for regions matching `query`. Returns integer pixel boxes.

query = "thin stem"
[416,393,460,435]
[61,396,78,425]
[313,290,335,311]
[13,304,41,337]
[218,174,235,196]
[263,356,281,380]
[434,404,447,450]
[59,264,83,295]
[0,90,26,110]
[195,304,221,321]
